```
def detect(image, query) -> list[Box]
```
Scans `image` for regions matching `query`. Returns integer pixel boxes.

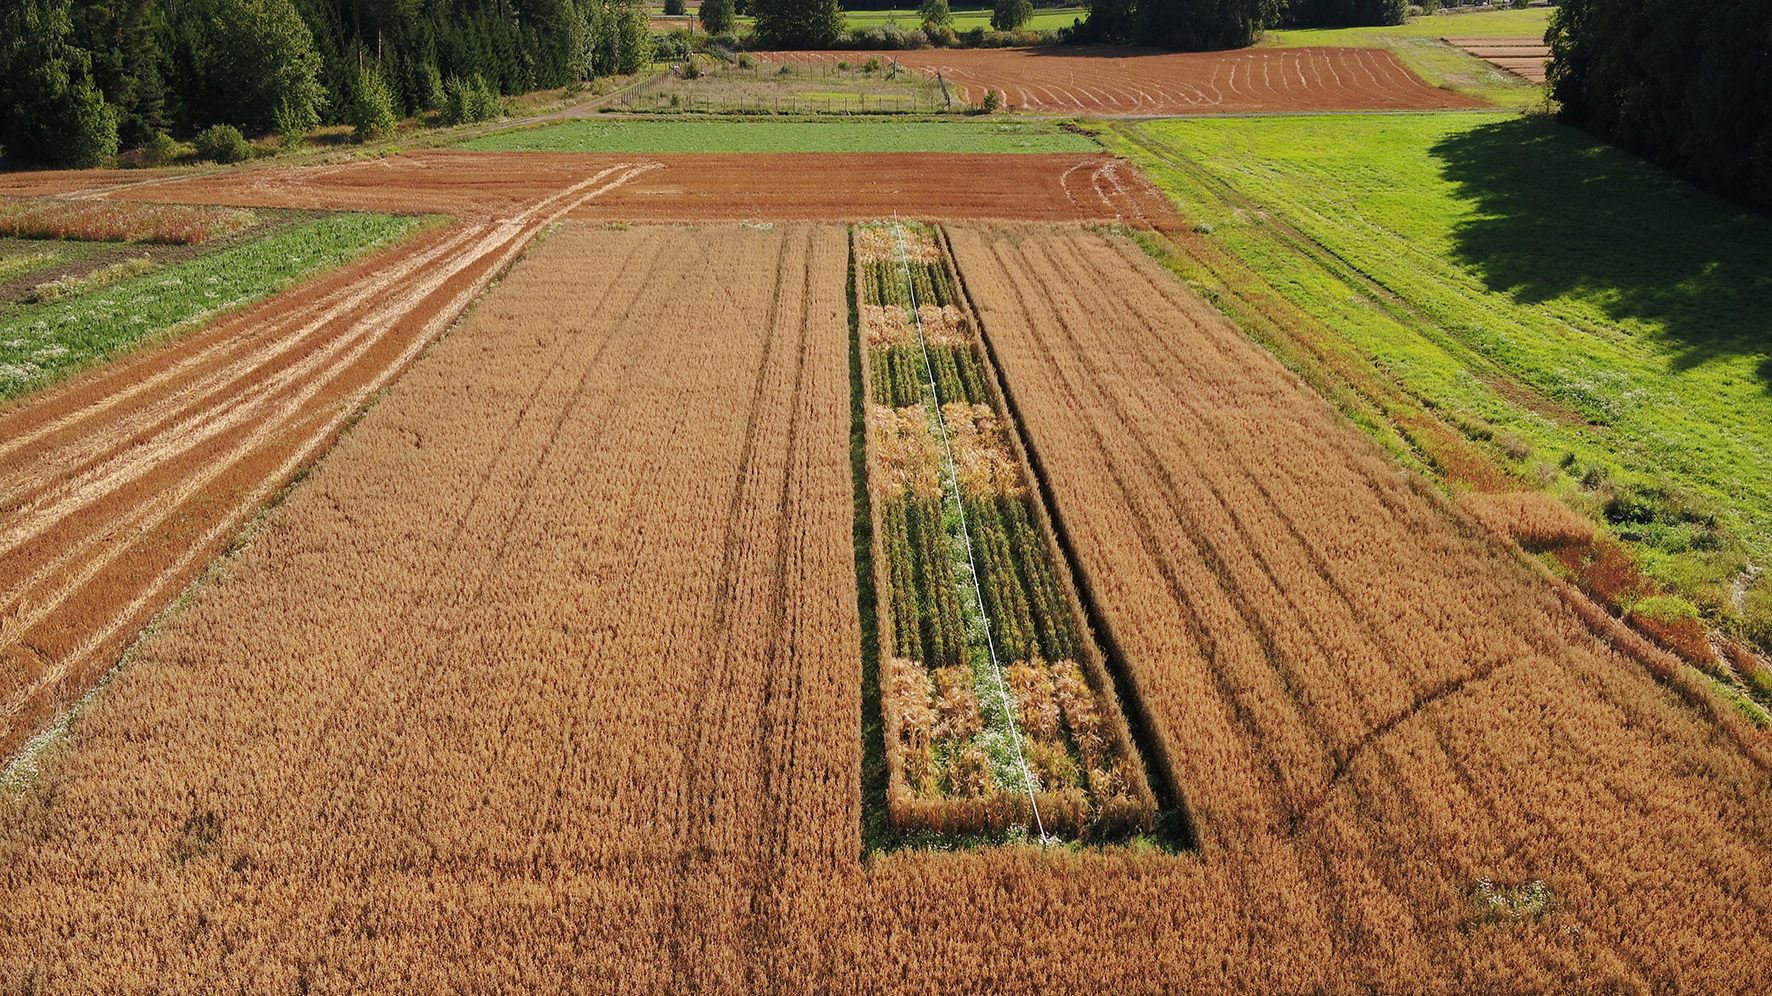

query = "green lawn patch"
[1109,111,1772,648]
[0,212,418,403]
[460,118,1098,153]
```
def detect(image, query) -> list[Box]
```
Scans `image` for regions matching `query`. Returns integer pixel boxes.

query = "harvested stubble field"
[1,214,1768,992]
[1,107,1768,989]
[0,150,1176,226]
[771,46,1486,114]
[0,163,656,761]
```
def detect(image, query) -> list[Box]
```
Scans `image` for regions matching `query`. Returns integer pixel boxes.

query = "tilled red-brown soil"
[0,162,658,757]
[764,46,1488,114]
[6,151,1182,226]
[567,152,1182,224]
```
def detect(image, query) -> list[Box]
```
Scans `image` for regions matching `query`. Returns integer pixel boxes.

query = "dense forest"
[1548,0,1772,210]
[0,0,655,167]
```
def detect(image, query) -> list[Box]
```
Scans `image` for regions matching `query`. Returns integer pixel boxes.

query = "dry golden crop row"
[945,223,1772,989]
[0,222,862,989]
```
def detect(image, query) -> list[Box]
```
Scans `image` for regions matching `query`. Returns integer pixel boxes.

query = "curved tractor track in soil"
[0,162,657,760]
[764,46,1487,115]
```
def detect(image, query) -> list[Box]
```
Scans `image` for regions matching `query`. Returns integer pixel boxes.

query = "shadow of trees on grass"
[1430,117,1772,387]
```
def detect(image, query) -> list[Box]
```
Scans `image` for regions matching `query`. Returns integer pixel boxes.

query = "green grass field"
[1261,8,1551,109]
[0,212,417,402]
[1109,112,1772,645]
[840,6,1086,32]
[460,118,1097,153]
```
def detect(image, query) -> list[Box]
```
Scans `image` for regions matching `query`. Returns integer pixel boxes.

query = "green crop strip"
[0,212,418,402]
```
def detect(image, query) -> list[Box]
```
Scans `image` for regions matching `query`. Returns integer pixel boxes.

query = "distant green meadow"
[459,118,1099,154]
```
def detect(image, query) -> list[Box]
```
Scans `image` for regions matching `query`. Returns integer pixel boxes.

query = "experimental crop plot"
[854,221,1155,839]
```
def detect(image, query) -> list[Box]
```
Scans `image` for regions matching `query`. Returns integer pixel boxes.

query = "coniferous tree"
[70,0,167,147]
[0,0,120,166]
[1550,0,1772,208]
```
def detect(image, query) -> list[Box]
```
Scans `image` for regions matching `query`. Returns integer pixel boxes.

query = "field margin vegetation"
[0,211,425,403]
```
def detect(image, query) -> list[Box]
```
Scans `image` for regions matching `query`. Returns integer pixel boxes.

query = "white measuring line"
[891,219,1047,843]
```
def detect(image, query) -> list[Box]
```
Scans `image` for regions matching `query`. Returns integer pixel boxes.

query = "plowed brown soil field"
[1,151,1178,225]
[769,46,1487,114]
[0,163,657,758]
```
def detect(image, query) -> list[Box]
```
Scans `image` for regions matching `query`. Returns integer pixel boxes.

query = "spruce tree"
[0,0,120,166]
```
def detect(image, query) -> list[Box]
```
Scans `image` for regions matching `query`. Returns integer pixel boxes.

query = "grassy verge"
[459,118,1098,153]
[0,212,420,403]
[1261,9,1550,109]
[1106,111,1772,675]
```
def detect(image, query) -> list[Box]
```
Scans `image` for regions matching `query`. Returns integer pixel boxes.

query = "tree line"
[0,0,657,167]
[3,0,1436,168]
[1549,0,1772,211]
